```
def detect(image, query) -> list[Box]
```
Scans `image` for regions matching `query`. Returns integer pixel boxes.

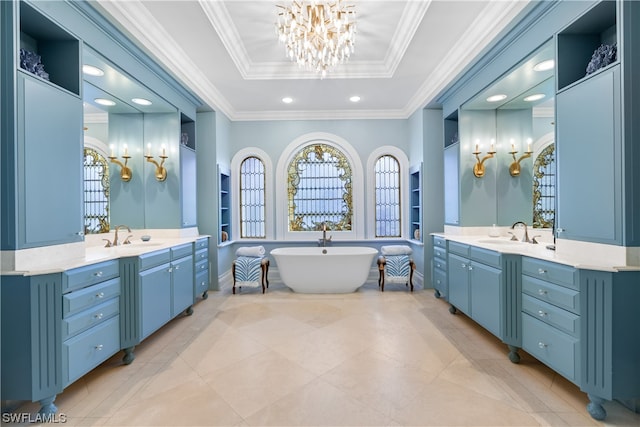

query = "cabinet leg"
[587,394,607,420]
[185,306,194,316]
[202,291,208,299]
[123,347,135,365]
[507,345,520,363]
[38,396,57,414]
[434,289,441,299]
[449,305,457,314]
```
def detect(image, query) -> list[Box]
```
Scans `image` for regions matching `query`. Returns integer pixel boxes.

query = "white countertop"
[433,233,640,273]
[1,229,209,276]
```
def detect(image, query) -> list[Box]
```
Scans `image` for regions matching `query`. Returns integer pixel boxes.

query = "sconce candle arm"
[145,154,168,182]
[109,154,132,182]
[473,149,496,178]
[509,149,533,177]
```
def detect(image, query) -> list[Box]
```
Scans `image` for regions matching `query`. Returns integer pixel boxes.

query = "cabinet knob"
[94,271,103,277]
[75,231,85,236]
[94,313,104,320]
[556,228,565,233]
[461,263,466,268]
[167,267,173,273]
[95,344,104,351]
[538,268,547,275]
[538,342,548,349]
[436,263,441,268]
[537,289,548,296]
[468,265,473,271]
[96,292,105,299]
[174,265,180,270]
[538,310,547,317]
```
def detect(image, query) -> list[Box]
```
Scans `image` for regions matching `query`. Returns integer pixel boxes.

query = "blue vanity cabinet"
[447,241,470,314]
[521,257,581,384]
[556,65,622,245]
[119,244,195,363]
[447,241,522,361]
[577,269,640,420]
[194,237,210,300]
[1,1,84,250]
[180,145,197,228]
[61,261,121,387]
[431,236,447,299]
[171,243,195,317]
[1,274,63,414]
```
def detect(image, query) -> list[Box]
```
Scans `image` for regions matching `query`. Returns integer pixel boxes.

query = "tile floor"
[4,281,640,426]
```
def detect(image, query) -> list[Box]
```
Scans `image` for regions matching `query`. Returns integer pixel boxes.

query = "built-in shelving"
[444,110,459,148]
[19,2,80,96]
[219,167,231,243]
[557,0,617,91]
[180,113,196,150]
[409,164,421,241]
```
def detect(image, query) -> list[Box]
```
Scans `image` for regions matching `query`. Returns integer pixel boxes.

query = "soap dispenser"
[488,224,500,237]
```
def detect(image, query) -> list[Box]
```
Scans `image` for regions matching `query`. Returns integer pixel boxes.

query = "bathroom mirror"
[82,47,178,233]
[460,39,555,228]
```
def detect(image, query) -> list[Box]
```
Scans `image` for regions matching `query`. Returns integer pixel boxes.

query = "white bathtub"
[271,246,378,293]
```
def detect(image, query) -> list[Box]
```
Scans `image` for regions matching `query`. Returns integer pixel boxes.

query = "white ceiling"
[92,0,530,121]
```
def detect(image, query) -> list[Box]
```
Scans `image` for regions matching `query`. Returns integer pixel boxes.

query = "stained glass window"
[533,144,555,228]
[83,147,110,234]
[374,155,401,237]
[287,143,352,232]
[239,156,266,238]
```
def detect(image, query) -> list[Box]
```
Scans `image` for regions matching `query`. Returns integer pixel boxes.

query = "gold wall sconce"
[145,144,168,182]
[509,139,533,177]
[472,140,496,178]
[109,144,132,182]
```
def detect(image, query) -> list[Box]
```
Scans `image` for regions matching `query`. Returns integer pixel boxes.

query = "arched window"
[239,156,266,238]
[83,147,110,234]
[533,144,555,228]
[287,143,352,232]
[374,155,401,237]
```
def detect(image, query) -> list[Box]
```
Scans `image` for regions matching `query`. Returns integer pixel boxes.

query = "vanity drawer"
[433,256,447,272]
[195,258,208,274]
[63,277,120,317]
[63,260,119,293]
[195,238,209,251]
[433,246,446,261]
[63,315,120,386]
[522,257,578,290]
[433,268,447,298]
[433,236,446,249]
[522,294,579,337]
[139,249,171,271]
[470,246,500,268]
[171,243,193,260]
[522,275,580,314]
[62,297,119,340]
[522,313,579,384]
[195,248,209,262]
[195,269,209,295]
[448,241,470,257]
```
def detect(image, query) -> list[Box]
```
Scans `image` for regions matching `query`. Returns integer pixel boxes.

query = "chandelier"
[276,0,356,77]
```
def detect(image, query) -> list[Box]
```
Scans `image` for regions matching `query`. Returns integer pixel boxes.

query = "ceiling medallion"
[276,0,356,78]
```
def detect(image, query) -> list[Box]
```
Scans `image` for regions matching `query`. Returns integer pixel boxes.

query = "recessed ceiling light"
[94,98,116,106]
[533,59,554,72]
[132,98,152,106]
[282,97,293,104]
[524,93,546,102]
[82,64,104,76]
[349,95,361,103]
[486,94,507,102]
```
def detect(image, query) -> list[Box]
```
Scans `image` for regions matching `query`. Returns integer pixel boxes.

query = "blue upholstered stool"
[377,245,415,292]
[232,247,269,294]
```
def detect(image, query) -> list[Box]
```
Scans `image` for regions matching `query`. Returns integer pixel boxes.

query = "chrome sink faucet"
[112,224,132,246]
[511,221,530,243]
[320,222,332,247]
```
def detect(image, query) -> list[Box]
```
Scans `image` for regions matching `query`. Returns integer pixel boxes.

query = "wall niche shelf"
[218,166,231,244]
[557,0,617,91]
[180,113,196,150]
[444,110,459,148]
[19,2,80,96]
[409,164,422,242]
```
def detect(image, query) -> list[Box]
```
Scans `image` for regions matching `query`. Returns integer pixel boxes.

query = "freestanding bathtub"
[271,246,378,293]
